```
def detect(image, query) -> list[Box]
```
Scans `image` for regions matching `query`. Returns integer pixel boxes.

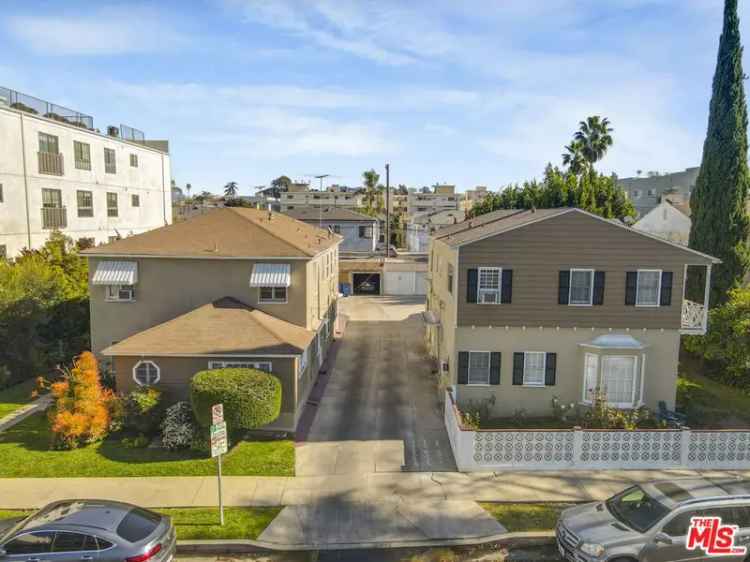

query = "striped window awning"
[92,261,138,285]
[249,263,291,287]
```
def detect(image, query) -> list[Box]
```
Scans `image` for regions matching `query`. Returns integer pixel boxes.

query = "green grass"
[0,414,294,478]
[0,508,280,540]
[677,372,750,428]
[0,379,38,420]
[480,503,572,532]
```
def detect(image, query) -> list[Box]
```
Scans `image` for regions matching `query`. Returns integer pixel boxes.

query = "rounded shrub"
[190,368,282,430]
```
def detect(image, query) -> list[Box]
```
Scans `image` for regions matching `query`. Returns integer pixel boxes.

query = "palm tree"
[562,140,587,175]
[224,181,239,199]
[573,116,613,168]
[362,169,381,212]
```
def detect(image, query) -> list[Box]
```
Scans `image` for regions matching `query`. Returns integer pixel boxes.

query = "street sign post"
[210,404,227,525]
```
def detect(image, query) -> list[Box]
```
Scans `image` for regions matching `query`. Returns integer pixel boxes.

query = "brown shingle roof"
[102,297,315,356]
[436,208,570,246]
[284,207,377,223]
[82,207,341,258]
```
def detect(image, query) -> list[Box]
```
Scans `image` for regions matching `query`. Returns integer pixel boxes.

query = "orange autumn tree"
[45,352,121,449]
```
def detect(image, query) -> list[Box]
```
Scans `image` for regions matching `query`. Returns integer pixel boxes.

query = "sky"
[0,0,745,196]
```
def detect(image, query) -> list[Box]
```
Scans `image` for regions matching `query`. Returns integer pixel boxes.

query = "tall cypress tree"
[689,0,750,306]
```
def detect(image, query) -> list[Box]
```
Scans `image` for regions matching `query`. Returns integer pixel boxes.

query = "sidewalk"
[1,468,746,510]
[0,394,52,433]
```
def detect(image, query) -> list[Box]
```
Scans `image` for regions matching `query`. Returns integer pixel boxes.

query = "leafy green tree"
[362,169,382,213]
[223,181,239,199]
[271,175,292,190]
[562,140,587,175]
[689,0,750,306]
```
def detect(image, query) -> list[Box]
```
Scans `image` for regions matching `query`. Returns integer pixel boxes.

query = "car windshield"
[116,508,161,543]
[606,486,670,533]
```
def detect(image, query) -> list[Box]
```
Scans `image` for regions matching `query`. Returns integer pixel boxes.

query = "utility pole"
[385,163,390,258]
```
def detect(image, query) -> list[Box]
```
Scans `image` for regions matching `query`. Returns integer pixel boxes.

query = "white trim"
[568,268,594,306]
[449,207,720,264]
[477,266,502,305]
[132,359,160,386]
[208,360,272,372]
[104,352,303,358]
[600,355,638,408]
[582,352,599,404]
[466,350,492,386]
[105,284,135,302]
[639,354,647,407]
[635,269,662,307]
[522,351,547,387]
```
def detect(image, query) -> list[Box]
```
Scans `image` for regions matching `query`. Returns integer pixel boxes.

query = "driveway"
[296,295,457,475]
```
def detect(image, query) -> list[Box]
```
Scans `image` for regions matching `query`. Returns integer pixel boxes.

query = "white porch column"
[702,264,712,332]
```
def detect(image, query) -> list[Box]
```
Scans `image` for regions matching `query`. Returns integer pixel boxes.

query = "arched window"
[132,360,160,386]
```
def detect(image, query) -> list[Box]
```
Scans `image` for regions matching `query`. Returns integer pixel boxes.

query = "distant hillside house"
[284,207,379,253]
[616,167,699,217]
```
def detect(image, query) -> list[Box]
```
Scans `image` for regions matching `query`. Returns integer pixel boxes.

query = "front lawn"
[677,373,750,428]
[0,379,38,420]
[480,502,572,532]
[0,507,280,540]
[0,414,294,478]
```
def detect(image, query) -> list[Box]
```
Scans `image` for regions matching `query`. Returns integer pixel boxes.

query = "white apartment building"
[0,88,172,258]
[407,184,459,217]
[280,184,364,212]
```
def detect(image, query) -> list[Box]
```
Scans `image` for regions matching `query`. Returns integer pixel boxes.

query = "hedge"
[190,369,282,430]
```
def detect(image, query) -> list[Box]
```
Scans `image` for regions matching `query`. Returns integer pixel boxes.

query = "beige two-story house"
[426,207,718,417]
[83,207,341,431]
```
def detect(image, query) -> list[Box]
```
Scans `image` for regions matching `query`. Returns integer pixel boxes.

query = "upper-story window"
[131,194,140,207]
[636,269,661,306]
[106,284,135,302]
[569,269,594,305]
[260,286,287,303]
[104,148,116,174]
[39,132,59,154]
[632,189,641,199]
[74,141,91,170]
[77,190,93,217]
[129,154,138,167]
[38,133,63,175]
[107,192,118,217]
[0,183,4,203]
[647,189,657,197]
[448,264,454,294]
[478,267,501,304]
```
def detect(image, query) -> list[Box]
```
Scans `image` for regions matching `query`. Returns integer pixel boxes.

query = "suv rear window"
[116,508,161,542]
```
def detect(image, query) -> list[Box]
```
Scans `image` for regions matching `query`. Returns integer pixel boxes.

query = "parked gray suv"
[0,500,176,562]
[557,477,750,562]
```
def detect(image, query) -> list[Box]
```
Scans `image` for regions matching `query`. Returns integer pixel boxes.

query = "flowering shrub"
[161,401,196,450]
[41,352,121,449]
[123,387,163,435]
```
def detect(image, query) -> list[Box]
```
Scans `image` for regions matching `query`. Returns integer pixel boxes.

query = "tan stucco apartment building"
[83,207,341,431]
[426,207,718,417]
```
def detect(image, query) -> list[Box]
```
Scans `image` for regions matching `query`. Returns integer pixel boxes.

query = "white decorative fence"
[444,391,750,471]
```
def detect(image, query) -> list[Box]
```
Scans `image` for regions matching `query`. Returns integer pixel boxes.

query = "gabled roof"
[434,207,719,264]
[102,297,315,357]
[82,207,341,258]
[284,207,377,223]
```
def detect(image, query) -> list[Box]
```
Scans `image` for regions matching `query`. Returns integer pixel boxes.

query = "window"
[0,183,3,202]
[105,284,135,302]
[52,532,89,552]
[131,194,140,207]
[332,224,341,234]
[4,532,55,555]
[632,189,641,199]
[77,190,93,217]
[130,153,138,167]
[647,188,657,197]
[104,148,116,174]
[107,192,118,217]
[299,348,309,377]
[601,356,637,407]
[523,352,546,386]
[38,132,59,154]
[42,188,62,208]
[478,267,501,304]
[359,225,372,239]
[259,286,287,303]
[74,141,91,170]
[133,360,160,386]
[636,270,661,306]
[0,245,6,260]
[448,264,454,294]
[569,269,594,305]
[468,351,491,385]
[208,361,272,372]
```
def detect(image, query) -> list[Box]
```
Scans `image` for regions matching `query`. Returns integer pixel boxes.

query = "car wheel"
[608,558,638,562]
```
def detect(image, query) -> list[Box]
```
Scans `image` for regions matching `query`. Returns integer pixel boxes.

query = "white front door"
[601,356,637,408]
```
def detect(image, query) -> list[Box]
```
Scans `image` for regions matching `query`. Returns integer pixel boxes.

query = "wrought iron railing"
[681,299,706,332]
[38,151,64,175]
[41,207,67,230]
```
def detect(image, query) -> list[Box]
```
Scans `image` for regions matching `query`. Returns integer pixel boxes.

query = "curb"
[176,531,556,553]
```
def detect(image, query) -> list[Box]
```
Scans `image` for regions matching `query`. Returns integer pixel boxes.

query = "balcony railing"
[38,151,64,176]
[681,299,706,334]
[41,207,67,230]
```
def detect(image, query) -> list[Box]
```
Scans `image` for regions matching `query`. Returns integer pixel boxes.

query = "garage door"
[352,273,381,295]
[414,272,427,295]
[384,272,416,295]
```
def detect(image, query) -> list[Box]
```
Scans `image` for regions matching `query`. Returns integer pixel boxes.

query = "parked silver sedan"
[0,500,176,562]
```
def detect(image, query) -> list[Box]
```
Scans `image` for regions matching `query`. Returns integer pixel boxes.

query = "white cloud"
[6,6,186,55]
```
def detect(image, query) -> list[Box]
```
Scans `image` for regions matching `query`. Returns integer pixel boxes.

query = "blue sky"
[0,0,745,195]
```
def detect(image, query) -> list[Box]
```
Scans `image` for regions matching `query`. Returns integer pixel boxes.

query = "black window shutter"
[458,352,469,384]
[501,269,513,304]
[467,269,478,303]
[558,270,570,304]
[545,353,557,386]
[625,272,638,305]
[512,352,524,385]
[660,271,673,306]
[593,271,606,305]
[490,352,501,385]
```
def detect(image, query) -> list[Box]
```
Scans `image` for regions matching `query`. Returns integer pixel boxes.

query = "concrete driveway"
[297,296,457,475]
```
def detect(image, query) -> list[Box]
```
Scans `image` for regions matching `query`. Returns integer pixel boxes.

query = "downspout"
[161,153,168,225]
[19,112,32,248]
